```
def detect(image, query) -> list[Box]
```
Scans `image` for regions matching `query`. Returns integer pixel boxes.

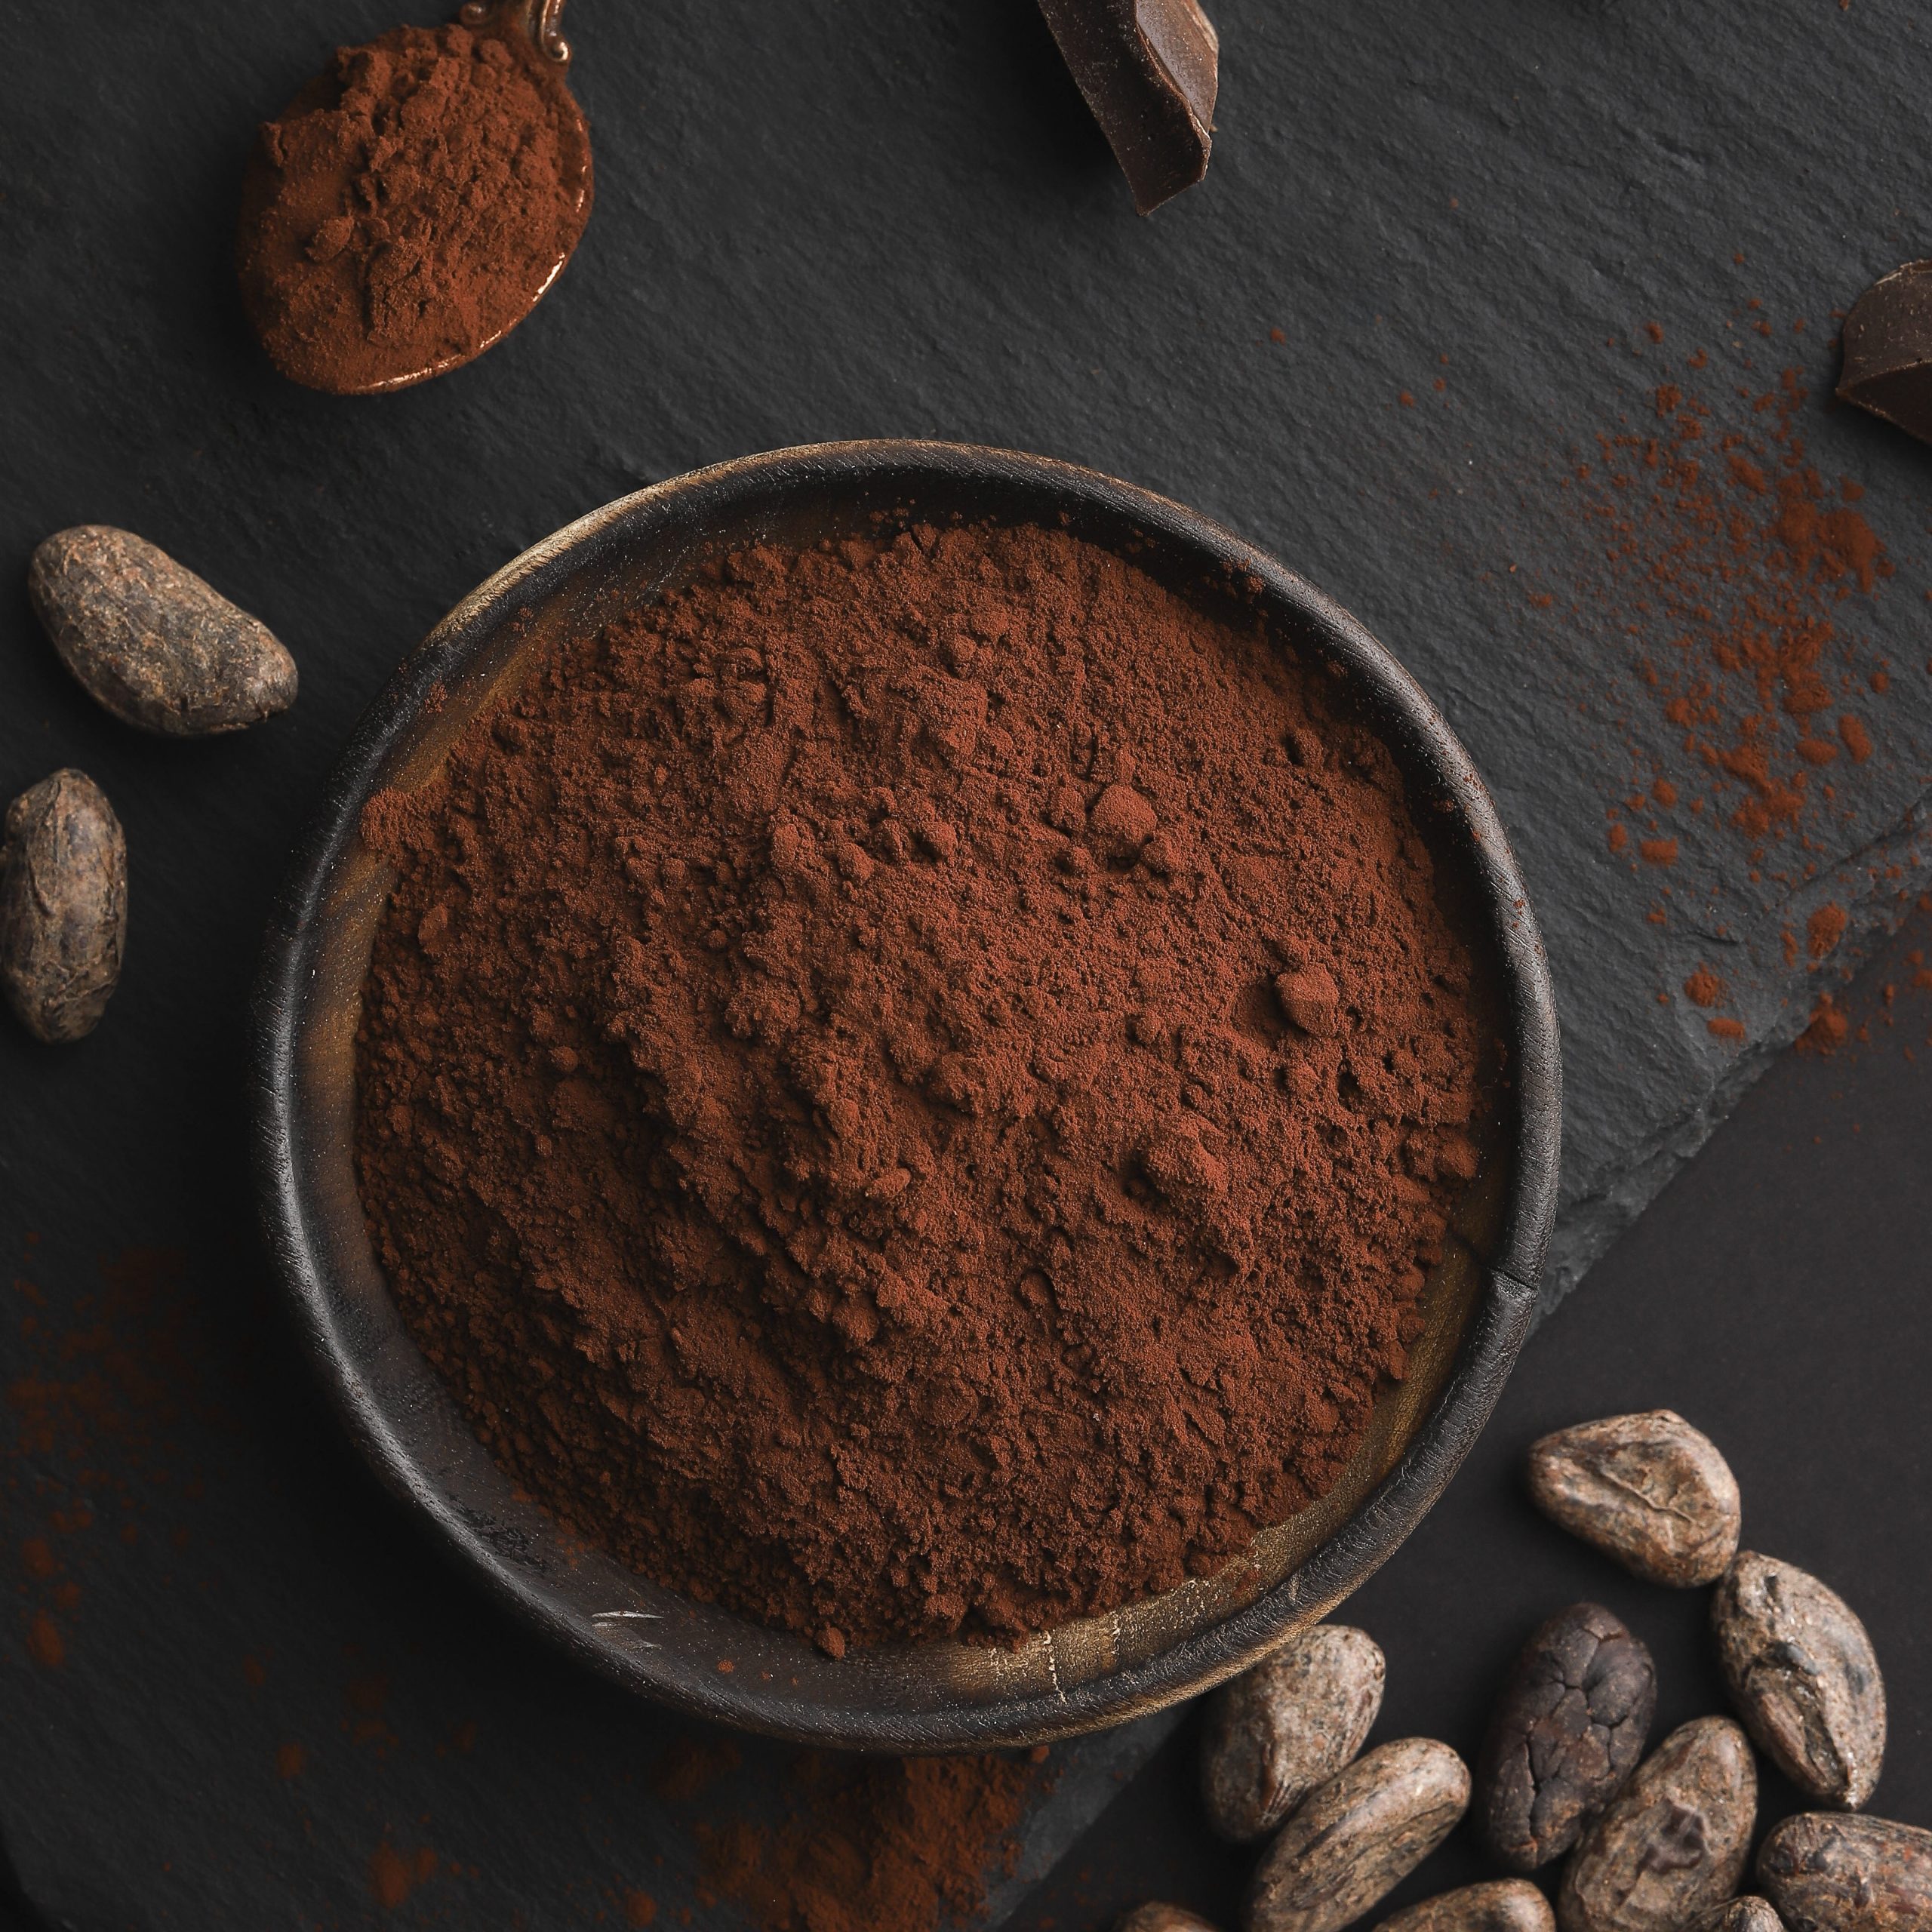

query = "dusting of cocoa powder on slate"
[686,1750,1038,1931]
[1565,361,1897,871]
[353,521,1484,1647]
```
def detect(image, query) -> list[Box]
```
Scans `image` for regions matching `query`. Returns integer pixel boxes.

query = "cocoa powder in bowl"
[352,520,1486,1653]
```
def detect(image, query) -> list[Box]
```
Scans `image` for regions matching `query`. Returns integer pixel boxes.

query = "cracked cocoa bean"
[1476,1602,1657,1872]
[1376,1878,1556,1932]
[0,770,127,1044]
[29,525,297,735]
[1759,1814,1932,1932]
[1527,1411,1740,1587]
[1712,1552,1885,1810]
[1686,1901,1785,1932]
[1245,1737,1469,1932]
[1557,1716,1756,1932]
[1201,1625,1385,1842]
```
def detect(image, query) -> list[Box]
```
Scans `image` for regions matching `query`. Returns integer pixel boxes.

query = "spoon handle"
[460,0,571,63]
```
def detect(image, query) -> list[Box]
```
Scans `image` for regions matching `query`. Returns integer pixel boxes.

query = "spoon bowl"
[237,0,593,395]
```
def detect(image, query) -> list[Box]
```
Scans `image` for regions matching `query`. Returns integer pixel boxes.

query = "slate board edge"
[1539,807,1932,1318]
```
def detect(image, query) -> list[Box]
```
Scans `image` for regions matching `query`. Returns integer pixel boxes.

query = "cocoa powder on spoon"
[236,3,592,395]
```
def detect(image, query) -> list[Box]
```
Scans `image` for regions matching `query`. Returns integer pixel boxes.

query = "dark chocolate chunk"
[1034,0,1218,214]
[1475,1603,1657,1872]
[1838,260,1932,445]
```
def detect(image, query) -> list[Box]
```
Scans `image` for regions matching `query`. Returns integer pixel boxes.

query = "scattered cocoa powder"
[1795,897,1932,1057]
[650,1733,743,1804]
[354,520,1486,1647]
[25,1611,63,1670]
[363,1839,441,1909]
[1683,968,1723,1009]
[1531,334,1932,1041]
[673,1746,1037,1932]
[6,1243,214,1673]
[638,1724,1046,1930]
[1798,991,1851,1055]
[236,21,591,393]
[1807,901,1848,960]
[368,1843,413,1910]
[1563,361,1897,867]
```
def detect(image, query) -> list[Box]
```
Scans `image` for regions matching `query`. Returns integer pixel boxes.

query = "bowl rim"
[250,438,1562,1749]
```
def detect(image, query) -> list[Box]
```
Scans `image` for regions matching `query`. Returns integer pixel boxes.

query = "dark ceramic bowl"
[251,441,1561,1752]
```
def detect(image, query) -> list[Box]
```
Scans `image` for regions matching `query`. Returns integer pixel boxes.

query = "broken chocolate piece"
[1838,260,1932,445]
[1035,0,1218,215]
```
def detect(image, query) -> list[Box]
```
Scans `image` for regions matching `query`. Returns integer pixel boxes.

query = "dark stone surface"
[4,0,1932,1924]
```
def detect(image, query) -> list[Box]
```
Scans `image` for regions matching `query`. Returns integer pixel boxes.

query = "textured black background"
[5,0,1932,1924]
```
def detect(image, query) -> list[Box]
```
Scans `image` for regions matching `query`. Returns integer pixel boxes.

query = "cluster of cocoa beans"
[1118,1410,1923,1932]
[3,527,294,1043]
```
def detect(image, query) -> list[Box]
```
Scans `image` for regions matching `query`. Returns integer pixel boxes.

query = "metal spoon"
[238,0,594,395]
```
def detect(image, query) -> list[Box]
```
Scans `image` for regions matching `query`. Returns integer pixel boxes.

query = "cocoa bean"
[1375,1878,1557,1932]
[1758,1811,1932,1932]
[1201,1625,1386,1842]
[1475,1602,1657,1871]
[1245,1737,1469,1932]
[1527,1411,1740,1587]
[1686,1901,1785,1932]
[29,525,297,735]
[1557,1716,1756,1932]
[1,771,127,1043]
[1118,1908,1224,1932]
[1712,1552,1885,1810]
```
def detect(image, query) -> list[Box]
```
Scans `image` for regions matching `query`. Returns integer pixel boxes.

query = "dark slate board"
[3,0,1930,1924]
